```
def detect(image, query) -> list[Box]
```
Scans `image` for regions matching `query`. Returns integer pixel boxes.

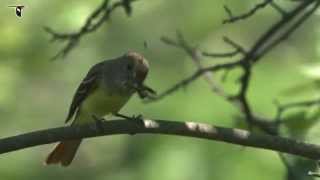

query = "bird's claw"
[92,115,106,133]
[114,113,144,127]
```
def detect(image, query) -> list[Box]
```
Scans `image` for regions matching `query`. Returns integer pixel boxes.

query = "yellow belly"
[76,87,131,124]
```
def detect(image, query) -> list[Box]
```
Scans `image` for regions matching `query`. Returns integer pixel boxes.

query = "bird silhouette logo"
[8,5,25,17]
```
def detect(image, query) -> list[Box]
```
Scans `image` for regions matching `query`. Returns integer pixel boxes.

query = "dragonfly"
[8,5,25,17]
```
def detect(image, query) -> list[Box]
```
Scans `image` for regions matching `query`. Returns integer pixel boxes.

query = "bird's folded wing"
[65,63,103,123]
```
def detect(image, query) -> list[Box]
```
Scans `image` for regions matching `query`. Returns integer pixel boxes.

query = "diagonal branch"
[149,1,318,134]
[249,0,317,63]
[146,61,241,101]
[160,33,239,98]
[1,119,320,160]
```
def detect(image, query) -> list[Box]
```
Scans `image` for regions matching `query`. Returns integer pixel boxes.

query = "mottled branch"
[1,119,320,160]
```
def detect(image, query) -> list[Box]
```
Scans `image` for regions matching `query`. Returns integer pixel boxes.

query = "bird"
[8,5,25,17]
[45,51,155,166]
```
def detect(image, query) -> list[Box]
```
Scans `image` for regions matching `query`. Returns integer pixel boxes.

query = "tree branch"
[45,0,138,60]
[145,60,241,101]
[1,119,320,160]
[160,33,233,98]
[223,0,273,24]
[149,0,318,135]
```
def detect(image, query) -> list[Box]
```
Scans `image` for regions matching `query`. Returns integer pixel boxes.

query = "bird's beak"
[131,83,156,99]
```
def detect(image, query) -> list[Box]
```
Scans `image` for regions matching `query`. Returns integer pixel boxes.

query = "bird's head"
[123,51,149,86]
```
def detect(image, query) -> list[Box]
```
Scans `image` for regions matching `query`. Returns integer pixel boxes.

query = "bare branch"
[223,0,273,24]
[201,50,240,58]
[222,36,247,55]
[150,0,319,138]
[252,0,319,62]
[160,33,232,97]
[161,34,242,59]
[270,2,287,16]
[146,61,241,101]
[1,119,320,160]
[45,0,138,60]
[152,1,317,106]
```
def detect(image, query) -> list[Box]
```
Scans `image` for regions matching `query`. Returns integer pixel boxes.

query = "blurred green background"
[1,0,320,179]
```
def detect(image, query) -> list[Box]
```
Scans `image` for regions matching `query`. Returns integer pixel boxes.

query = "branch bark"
[1,119,320,160]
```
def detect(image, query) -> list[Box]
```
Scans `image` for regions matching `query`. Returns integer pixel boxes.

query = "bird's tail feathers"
[45,140,82,166]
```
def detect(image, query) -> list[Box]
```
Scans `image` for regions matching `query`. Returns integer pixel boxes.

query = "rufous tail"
[45,139,82,166]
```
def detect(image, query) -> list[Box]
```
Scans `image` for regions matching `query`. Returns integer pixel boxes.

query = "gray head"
[101,51,149,93]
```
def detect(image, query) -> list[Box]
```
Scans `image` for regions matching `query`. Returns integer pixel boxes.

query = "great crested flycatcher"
[45,51,152,166]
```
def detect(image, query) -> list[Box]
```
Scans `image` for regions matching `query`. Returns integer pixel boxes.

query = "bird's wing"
[65,62,103,123]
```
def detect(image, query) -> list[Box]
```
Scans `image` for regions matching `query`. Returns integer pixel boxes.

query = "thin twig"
[202,50,240,58]
[253,0,318,62]
[161,33,230,97]
[146,61,241,101]
[45,0,138,60]
[270,2,287,16]
[223,0,273,24]
[275,98,320,121]
[150,0,318,135]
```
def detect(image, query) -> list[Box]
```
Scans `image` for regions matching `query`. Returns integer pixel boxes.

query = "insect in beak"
[133,83,157,99]
[8,5,25,17]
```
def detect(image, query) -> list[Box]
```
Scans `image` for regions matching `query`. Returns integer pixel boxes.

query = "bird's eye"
[127,64,133,71]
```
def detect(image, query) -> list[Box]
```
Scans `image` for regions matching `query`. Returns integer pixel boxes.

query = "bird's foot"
[137,85,157,99]
[132,114,144,123]
[115,113,143,122]
[131,114,145,130]
[114,113,144,135]
[92,115,106,133]
[114,113,131,119]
